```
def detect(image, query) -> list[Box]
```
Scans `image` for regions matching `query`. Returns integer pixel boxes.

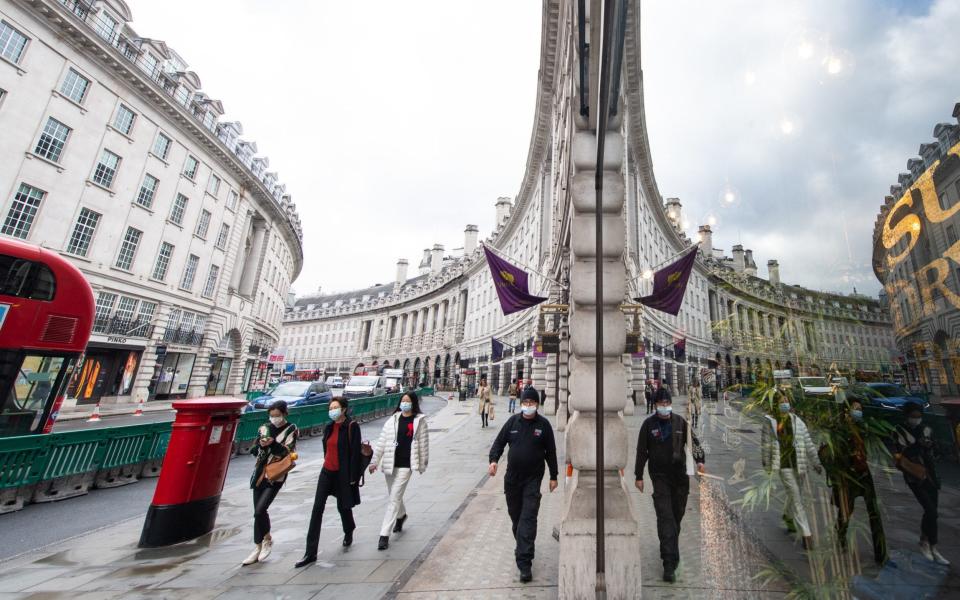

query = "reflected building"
[872,103,960,397]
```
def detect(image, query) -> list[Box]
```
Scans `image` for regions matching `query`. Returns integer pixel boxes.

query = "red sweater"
[324,422,341,471]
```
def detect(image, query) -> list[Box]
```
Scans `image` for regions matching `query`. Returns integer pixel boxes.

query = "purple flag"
[638,246,698,316]
[483,245,548,315]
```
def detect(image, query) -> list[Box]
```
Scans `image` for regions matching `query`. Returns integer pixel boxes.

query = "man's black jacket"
[489,413,559,482]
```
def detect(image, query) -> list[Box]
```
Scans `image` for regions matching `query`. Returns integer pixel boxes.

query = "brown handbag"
[262,453,296,483]
[895,454,927,480]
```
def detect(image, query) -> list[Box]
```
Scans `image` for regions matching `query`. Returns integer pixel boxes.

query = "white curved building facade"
[0,0,303,406]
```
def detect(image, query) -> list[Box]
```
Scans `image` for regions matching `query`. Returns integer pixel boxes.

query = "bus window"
[0,254,56,301]
[1,354,67,435]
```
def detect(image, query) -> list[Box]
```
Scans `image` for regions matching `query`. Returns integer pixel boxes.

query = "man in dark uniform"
[635,392,705,582]
[488,387,559,583]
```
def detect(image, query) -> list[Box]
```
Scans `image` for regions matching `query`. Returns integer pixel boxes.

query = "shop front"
[68,340,144,405]
[205,354,233,395]
[151,350,197,400]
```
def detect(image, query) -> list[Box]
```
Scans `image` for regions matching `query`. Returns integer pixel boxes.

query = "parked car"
[849,382,930,412]
[245,380,333,412]
[342,375,387,399]
[794,376,832,396]
[325,376,345,388]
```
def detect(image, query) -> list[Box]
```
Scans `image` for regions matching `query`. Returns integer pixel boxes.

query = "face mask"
[400,402,413,413]
[850,410,863,421]
[521,405,537,416]
[329,408,342,421]
[656,406,672,417]
[269,416,285,427]
[907,417,922,428]
[779,403,791,413]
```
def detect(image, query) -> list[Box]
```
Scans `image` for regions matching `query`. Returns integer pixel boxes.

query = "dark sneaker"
[342,531,353,547]
[294,555,316,568]
[520,569,532,583]
[662,569,676,583]
[378,536,389,550]
[393,515,407,533]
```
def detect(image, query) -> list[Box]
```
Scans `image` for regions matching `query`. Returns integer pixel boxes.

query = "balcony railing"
[92,316,154,338]
[163,327,204,346]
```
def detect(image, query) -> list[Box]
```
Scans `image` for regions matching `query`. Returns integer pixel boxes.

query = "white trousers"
[779,468,811,537]
[380,468,413,536]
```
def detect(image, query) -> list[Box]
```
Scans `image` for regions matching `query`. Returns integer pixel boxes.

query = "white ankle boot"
[242,544,262,566]
[920,541,935,562]
[259,536,273,561]
[931,546,950,566]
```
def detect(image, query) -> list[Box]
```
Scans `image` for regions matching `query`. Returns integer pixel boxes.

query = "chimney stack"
[419,248,431,275]
[732,245,745,272]
[495,197,513,227]
[697,225,713,256]
[464,224,479,254]
[430,244,444,274]
[665,198,682,229]
[395,259,408,286]
[744,249,757,276]
[768,260,780,286]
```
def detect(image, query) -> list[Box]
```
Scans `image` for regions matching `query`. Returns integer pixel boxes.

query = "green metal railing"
[0,388,430,513]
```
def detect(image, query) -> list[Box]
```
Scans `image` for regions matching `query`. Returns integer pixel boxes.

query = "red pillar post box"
[139,398,247,547]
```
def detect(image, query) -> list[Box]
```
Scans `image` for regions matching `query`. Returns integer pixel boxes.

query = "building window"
[114,226,142,271]
[180,254,199,291]
[215,223,230,249]
[152,132,172,160]
[947,224,958,246]
[113,104,136,135]
[91,149,121,188]
[136,174,159,208]
[0,21,28,65]
[2,183,45,239]
[60,68,90,104]
[66,208,101,256]
[201,264,220,299]
[152,241,174,281]
[34,117,71,163]
[183,155,199,179]
[95,11,118,43]
[169,193,188,225]
[195,209,211,239]
[206,173,221,196]
[94,291,118,325]
[226,189,238,210]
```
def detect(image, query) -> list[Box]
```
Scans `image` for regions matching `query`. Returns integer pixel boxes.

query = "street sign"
[538,333,560,354]
[773,369,792,379]
[625,334,645,357]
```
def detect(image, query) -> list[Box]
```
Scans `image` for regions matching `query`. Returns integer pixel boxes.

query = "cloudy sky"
[126,0,958,297]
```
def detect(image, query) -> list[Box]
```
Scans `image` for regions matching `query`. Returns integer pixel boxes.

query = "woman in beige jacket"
[477,377,493,428]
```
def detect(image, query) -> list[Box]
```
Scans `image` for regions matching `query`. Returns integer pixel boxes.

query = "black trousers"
[646,397,655,414]
[481,412,489,427]
[252,480,283,544]
[305,469,356,555]
[505,474,543,571]
[833,472,886,562]
[651,471,689,570]
[907,477,939,546]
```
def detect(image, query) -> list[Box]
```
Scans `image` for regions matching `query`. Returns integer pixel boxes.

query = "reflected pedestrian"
[244,401,298,566]
[634,392,705,583]
[761,394,822,550]
[478,376,493,428]
[645,380,655,414]
[893,403,949,565]
[296,398,363,567]
[488,387,558,583]
[508,379,519,414]
[369,391,430,550]
[688,378,702,429]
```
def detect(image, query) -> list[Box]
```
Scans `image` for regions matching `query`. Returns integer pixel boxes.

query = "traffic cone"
[87,401,102,422]
[133,398,144,417]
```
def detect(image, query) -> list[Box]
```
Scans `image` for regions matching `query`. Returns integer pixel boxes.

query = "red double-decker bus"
[0,238,94,436]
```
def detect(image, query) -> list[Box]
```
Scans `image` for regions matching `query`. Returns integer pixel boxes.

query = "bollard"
[139,398,246,547]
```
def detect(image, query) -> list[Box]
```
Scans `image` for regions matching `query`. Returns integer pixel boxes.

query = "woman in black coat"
[296,398,364,567]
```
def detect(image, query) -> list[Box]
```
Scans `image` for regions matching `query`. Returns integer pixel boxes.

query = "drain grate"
[428,428,449,433]
[730,428,756,433]
[454,412,469,415]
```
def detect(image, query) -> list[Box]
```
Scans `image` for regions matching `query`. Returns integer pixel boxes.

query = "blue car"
[852,382,930,412]
[245,380,333,412]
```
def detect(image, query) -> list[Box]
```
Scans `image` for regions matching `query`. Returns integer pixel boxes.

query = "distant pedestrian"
[478,377,493,428]
[296,398,363,568]
[369,391,430,550]
[634,392,705,583]
[488,387,559,583]
[761,394,822,550]
[893,403,949,565]
[688,379,702,429]
[244,401,298,566]
[645,380,655,414]
[820,400,887,564]
[508,379,519,413]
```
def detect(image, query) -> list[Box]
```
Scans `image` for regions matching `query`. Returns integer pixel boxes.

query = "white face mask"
[907,417,922,428]
[521,405,537,416]
[399,402,413,413]
[779,403,791,413]
[656,406,672,417]
[329,408,342,421]
[269,416,285,427]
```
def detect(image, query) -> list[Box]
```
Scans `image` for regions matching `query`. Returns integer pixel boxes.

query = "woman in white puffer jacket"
[369,390,430,550]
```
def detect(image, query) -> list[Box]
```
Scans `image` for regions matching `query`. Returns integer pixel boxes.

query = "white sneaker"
[920,541,935,562]
[242,544,262,566]
[931,546,950,566]
[259,537,273,561]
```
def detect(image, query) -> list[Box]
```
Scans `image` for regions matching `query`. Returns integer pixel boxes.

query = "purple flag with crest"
[638,246,698,316]
[483,245,548,315]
